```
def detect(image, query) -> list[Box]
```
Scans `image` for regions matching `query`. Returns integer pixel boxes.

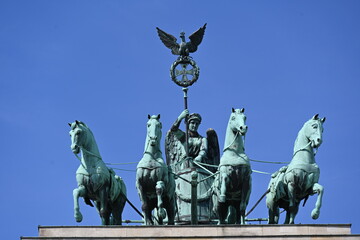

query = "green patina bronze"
[266,114,326,224]
[156,24,206,87]
[156,24,206,58]
[165,109,220,223]
[212,108,252,225]
[63,24,331,227]
[136,115,176,225]
[69,120,127,225]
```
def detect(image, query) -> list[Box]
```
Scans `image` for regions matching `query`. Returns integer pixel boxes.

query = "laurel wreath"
[170,57,200,87]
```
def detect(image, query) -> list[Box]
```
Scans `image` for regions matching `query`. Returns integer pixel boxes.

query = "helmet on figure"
[188,113,202,124]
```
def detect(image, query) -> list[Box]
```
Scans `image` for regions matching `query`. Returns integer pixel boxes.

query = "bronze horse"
[69,120,127,225]
[212,108,252,224]
[266,114,326,224]
[136,115,176,225]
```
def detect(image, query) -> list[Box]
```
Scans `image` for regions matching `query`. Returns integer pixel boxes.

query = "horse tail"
[303,195,309,207]
[84,197,94,207]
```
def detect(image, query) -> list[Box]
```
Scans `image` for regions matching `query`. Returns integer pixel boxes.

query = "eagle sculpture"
[156,24,207,57]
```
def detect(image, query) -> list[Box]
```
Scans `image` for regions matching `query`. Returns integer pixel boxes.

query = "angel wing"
[186,23,207,53]
[205,128,220,173]
[156,27,181,55]
[165,129,187,171]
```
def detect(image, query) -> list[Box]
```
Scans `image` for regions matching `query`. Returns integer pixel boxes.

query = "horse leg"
[288,203,299,224]
[239,172,251,225]
[138,189,153,225]
[136,169,153,225]
[111,197,126,225]
[111,180,127,225]
[286,181,298,224]
[156,181,166,225]
[311,183,324,220]
[73,185,86,222]
[284,210,290,224]
[218,201,228,224]
[233,204,241,224]
[139,194,154,225]
[98,188,110,225]
[217,170,229,225]
[225,205,237,224]
[266,195,279,224]
[164,203,175,225]
[219,171,229,203]
[165,174,176,225]
[164,197,176,225]
[94,201,101,217]
[274,209,280,224]
[269,206,280,224]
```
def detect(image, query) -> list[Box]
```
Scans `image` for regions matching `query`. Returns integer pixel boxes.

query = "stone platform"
[21,224,360,240]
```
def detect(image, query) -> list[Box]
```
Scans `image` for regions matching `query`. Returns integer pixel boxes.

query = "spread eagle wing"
[205,128,220,173]
[165,129,186,171]
[156,27,180,55]
[187,23,207,53]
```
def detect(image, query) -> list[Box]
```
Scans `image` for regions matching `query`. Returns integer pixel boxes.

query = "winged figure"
[165,109,219,172]
[165,110,220,223]
[156,24,207,57]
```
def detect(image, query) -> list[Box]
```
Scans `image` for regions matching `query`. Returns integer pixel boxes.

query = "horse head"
[303,114,326,148]
[146,114,162,147]
[69,120,88,154]
[229,108,248,136]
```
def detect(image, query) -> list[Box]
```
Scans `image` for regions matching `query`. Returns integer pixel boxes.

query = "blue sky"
[1,1,360,239]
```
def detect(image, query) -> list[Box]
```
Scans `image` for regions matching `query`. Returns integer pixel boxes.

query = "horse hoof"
[158,208,167,220]
[311,209,320,219]
[75,212,83,222]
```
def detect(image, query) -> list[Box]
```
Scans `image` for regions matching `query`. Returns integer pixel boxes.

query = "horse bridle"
[73,145,103,173]
[72,126,102,167]
[292,137,320,159]
[143,138,162,160]
[223,129,246,152]
[143,122,162,159]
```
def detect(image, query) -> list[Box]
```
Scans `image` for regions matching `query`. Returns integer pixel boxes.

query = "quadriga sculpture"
[69,120,127,225]
[136,115,176,225]
[266,114,326,224]
[212,108,252,224]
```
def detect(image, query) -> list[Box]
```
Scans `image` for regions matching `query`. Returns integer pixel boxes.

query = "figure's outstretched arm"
[171,109,189,131]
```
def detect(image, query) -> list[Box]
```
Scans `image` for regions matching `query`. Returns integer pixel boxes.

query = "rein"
[81,146,102,160]
[73,145,103,170]
[223,130,245,152]
[143,138,162,160]
[292,141,318,159]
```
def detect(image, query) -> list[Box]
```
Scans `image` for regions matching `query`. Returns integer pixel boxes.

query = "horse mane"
[223,113,234,149]
[77,121,94,137]
[71,120,88,130]
[74,121,98,152]
[78,121,88,128]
